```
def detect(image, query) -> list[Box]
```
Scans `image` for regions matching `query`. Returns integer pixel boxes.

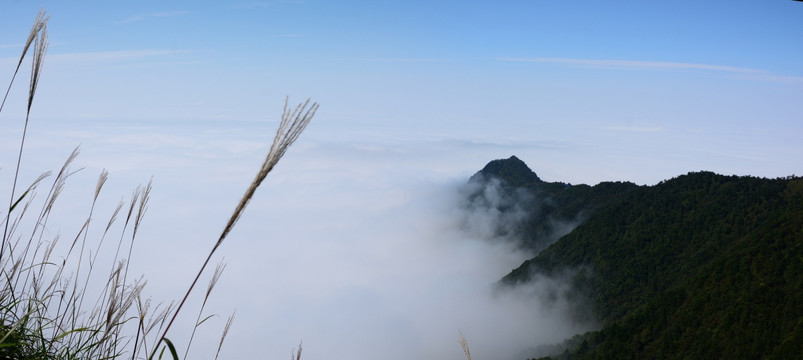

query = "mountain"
[470,156,803,359]
[470,155,543,187]
[466,156,640,253]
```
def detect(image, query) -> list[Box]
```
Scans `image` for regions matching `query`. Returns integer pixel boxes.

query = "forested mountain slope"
[472,156,803,359]
[467,156,640,253]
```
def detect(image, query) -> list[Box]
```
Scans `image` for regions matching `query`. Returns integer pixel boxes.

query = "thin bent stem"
[459,331,472,360]
[0,8,47,114]
[2,11,49,264]
[152,97,317,357]
[215,312,235,360]
[183,261,225,359]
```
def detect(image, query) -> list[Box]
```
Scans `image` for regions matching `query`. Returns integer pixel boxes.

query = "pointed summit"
[472,155,542,187]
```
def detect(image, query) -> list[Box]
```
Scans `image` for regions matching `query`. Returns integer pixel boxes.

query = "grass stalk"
[459,331,472,360]
[2,9,49,264]
[4,9,319,359]
[183,261,225,359]
[290,341,302,360]
[214,312,234,360]
[153,97,317,356]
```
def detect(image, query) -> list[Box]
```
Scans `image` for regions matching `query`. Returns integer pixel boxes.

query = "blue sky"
[2,1,801,184]
[2,1,802,359]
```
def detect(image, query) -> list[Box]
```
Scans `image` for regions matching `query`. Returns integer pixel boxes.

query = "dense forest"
[469,156,803,359]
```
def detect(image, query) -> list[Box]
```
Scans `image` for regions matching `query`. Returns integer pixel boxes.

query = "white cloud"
[354,57,455,63]
[233,0,306,9]
[198,147,596,360]
[603,125,665,133]
[115,10,191,24]
[497,56,803,83]
[47,49,189,64]
[736,73,803,83]
[3,110,800,359]
[1,119,599,360]
[498,57,764,73]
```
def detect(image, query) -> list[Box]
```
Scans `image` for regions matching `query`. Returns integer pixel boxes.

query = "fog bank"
[1,119,597,359]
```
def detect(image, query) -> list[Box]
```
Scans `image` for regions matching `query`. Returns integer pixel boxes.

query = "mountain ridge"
[470,155,543,187]
[470,156,803,359]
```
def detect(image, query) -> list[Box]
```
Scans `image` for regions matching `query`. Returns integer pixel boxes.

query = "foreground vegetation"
[1,10,483,360]
[1,9,317,359]
[13,6,796,359]
[473,156,803,359]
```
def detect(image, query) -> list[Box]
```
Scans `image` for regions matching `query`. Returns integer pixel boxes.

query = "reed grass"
[2,8,317,359]
[151,95,318,358]
[291,342,302,360]
[3,9,479,360]
[459,331,472,360]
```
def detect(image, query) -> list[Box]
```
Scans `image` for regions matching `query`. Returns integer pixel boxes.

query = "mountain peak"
[473,155,542,187]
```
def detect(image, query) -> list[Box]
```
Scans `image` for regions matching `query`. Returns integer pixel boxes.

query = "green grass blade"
[163,338,179,360]
[9,189,29,212]
[152,338,180,360]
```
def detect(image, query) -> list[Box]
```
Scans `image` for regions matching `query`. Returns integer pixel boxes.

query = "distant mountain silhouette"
[471,155,542,187]
[468,156,803,359]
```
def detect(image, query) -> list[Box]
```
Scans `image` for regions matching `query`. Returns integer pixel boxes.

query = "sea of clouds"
[1,117,597,359]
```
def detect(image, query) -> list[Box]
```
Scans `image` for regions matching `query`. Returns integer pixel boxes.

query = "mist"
[192,134,596,359]
[1,118,597,360]
[217,161,595,360]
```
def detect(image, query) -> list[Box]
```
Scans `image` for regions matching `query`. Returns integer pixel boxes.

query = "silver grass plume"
[154,97,317,354]
[1,10,50,263]
[215,312,236,360]
[183,261,227,359]
[27,19,49,113]
[459,331,472,360]
[18,9,48,70]
[0,8,48,114]
[219,97,317,244]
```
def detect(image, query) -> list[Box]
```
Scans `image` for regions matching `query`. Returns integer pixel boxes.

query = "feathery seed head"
[17,8,48,68]
[27,20,49,113]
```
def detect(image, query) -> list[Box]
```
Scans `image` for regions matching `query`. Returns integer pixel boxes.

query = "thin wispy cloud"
[499,57,764,73]
[48,49,189,64]
[233,0,305,9]
[0,50,184,69]
[499,57,803,83]
[356,57,455,63]
[736,73,803,84]
[115,10,190,24]
[603,126,665,133]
